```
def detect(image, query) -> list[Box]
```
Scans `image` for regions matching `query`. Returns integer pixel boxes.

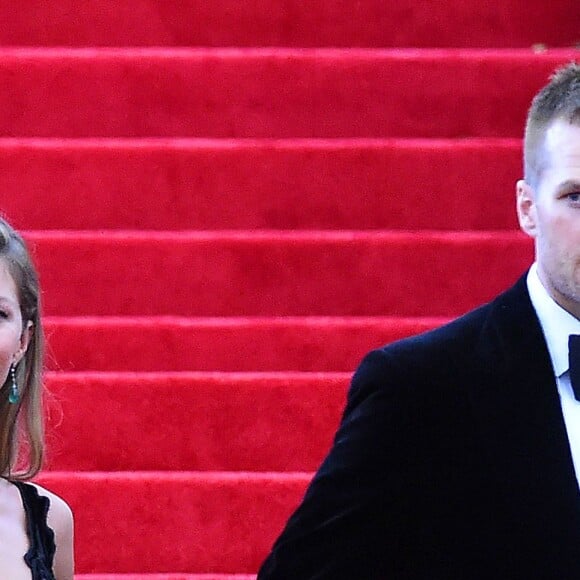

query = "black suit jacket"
[258,275,580,579]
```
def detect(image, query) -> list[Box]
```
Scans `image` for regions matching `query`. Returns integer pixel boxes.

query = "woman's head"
[0,216,44,480]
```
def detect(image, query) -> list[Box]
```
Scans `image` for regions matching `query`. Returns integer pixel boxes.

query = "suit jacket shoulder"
[258,274,580,579]
[346,274,536,416]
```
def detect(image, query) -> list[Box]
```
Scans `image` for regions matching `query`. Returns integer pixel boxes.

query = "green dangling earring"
[9,364,19,404]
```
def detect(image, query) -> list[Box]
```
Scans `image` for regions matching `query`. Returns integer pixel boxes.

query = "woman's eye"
[0,310,8,319]
[567,192,580,203]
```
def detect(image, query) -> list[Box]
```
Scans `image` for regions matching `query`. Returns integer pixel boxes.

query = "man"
[258,62,580,579]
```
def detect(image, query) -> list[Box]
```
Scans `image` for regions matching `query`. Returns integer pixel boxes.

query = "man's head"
[524,63,580,189]
[517,62,580,318]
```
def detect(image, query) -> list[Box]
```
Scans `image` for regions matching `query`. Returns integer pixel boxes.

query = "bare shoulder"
[30,483,74,532]
[30,483,74,580]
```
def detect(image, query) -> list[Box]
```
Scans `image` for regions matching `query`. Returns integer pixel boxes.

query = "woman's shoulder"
[29,483,74,580]
[28,483,73,530]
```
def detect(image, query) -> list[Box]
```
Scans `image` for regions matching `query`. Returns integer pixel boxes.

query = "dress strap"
[12,481,56,580]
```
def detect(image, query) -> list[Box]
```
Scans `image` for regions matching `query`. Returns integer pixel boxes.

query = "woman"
[0,216,73,579]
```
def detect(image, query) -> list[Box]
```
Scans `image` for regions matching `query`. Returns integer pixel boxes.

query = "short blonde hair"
[524,62,580,189]
[0,216,44,480]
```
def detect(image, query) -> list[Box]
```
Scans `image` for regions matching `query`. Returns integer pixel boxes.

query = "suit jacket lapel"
[470,275,580,555]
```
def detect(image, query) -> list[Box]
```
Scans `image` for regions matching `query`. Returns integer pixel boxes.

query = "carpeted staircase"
[1,2,578,577]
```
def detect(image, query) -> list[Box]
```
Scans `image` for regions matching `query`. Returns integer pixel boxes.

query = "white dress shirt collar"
[527,262,580,378]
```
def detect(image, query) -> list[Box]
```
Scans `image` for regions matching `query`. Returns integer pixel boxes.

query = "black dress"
[12,481,56,580]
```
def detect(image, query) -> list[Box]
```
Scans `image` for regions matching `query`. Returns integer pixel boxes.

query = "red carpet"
[44,372,349,472]
[37,472,311,574]
[1,1,577,577]
[0,49,576,138]
[28,231,532,317]
[1,0,577,48]
[1,138,523,230]
[43,316,447,372]
[75,577,254,580]
[75,577,255,580]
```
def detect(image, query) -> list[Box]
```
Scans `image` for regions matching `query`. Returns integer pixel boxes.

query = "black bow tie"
[569,335,580,400]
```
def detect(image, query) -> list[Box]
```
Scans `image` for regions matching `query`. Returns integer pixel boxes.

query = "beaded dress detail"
[13,481,56,580]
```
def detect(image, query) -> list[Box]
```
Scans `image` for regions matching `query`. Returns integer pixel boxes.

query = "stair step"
[77,576,255,579]
[36,471,311,574]
[26,230,532,317]
[44,316,447,372]
[2,0,577,48]
[0,138,521,231]
[0,49,575,138]
[76,575,255,579]
[45,372,347,472]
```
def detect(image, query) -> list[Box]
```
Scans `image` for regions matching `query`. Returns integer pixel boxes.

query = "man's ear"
[516,179,538,237]
[13,321,33,365]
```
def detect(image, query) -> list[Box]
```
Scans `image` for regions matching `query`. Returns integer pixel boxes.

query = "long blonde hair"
[0,217,44,480]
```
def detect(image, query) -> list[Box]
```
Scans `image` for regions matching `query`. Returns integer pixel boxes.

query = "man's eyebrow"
[557,180,580,191]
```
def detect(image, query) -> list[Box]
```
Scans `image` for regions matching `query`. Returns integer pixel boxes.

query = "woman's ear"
[13,321,33,365]
[516,179,538,237]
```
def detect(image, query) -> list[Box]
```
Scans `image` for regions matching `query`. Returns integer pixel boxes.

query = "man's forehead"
[544,120,580,151]
[534,121,580,193]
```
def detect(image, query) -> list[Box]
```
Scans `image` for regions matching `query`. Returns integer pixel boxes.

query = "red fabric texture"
[1,0,577,48]
[44,372,348,472]
[2,1,575,576]
[75,574,256,580]
[27,231,532,317]
[0,50,576,138]
[43,316,446,372]
[36,472,309,574]
[75,576,255,579]
[1,138,521,230]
